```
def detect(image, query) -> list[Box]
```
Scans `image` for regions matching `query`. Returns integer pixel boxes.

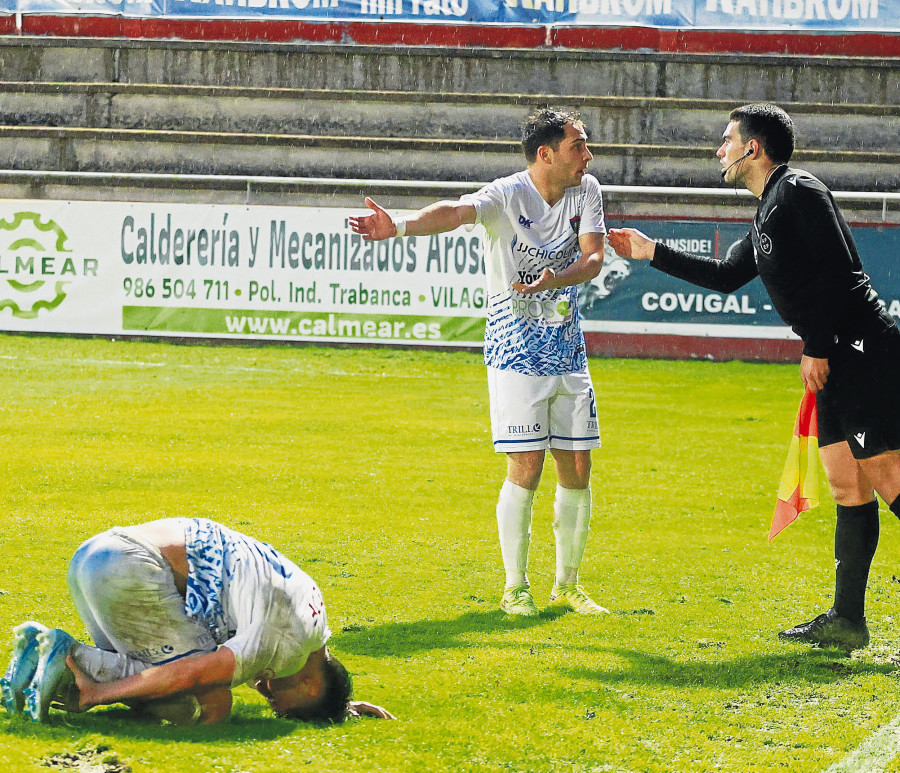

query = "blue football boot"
[1,622,47,715]
[23,628,76,722]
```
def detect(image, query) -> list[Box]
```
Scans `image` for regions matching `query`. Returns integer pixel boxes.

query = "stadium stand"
[0,36,897,222]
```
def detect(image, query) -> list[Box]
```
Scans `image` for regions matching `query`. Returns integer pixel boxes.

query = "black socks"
[833,500,880,624]
[891,494,900,521]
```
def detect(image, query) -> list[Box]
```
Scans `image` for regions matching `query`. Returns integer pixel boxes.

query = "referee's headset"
[720,144,755,178]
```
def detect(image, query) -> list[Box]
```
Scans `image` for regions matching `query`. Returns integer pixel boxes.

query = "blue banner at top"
[0,0,894,31]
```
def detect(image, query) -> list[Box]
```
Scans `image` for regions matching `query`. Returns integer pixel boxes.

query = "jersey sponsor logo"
[516,269,541,286]
[854,432,866,448]
[570,215,581,235]
[851,338,865,353]
[508,423,541,435]
[759,232,773,255]
[510,295,572,323]
[518,215,533,229]
[513,238,578,263]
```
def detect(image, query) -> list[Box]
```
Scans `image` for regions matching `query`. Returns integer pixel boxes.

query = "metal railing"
[1,169,898,219]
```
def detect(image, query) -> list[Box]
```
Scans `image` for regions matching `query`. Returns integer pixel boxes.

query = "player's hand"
[800,355,829,393]
[608,228,657,260]
[347,700,396,719]
[512,268,556,294]
[48,663,84,713]
[348,197,398,242]
[64,655,98,712]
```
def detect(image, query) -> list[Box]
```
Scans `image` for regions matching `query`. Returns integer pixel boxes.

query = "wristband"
[394,218,407,238]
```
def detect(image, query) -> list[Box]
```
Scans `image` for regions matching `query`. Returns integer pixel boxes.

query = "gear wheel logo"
[0,211,72,319]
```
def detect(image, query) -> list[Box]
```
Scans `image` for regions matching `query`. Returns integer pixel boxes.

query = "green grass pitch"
[1,334,900,773]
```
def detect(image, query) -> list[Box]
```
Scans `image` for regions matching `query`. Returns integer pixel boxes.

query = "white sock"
[71,642,150,683]
[496,480,535,588]
[553,484,592,586]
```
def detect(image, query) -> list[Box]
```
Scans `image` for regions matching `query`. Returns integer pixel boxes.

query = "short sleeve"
[459,181,507,229]
[579,175,606,235]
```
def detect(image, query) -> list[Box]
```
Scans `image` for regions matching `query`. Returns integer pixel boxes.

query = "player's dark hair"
[281,653,353,724]
[729,103,795,164]
[521,108,584,163]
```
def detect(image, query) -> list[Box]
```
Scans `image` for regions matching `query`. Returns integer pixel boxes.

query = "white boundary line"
[824,712,900,773]
[580,320,799,340]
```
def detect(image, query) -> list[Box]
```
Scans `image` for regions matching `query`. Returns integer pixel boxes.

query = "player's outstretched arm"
[348,197,398,241]
[349,197,476,241]
[608,228,657,260]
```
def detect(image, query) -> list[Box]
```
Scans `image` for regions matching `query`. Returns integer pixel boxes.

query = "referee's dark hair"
[730,103,795,164]
[521,108,584,164]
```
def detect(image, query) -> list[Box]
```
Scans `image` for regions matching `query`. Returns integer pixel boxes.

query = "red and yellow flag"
[769,389,819,541]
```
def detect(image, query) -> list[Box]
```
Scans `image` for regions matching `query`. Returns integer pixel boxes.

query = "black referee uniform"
[646,163,900,648]
[650,164,900,459]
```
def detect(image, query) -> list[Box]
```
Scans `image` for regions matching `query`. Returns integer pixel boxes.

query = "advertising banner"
[0,200,487,347]
[0,0,893,32]
[1,199,898,352]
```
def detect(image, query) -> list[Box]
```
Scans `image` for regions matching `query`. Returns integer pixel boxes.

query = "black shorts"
[818,323,900,459]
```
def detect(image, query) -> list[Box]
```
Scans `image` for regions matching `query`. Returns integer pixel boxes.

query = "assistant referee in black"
[608,102,900,652]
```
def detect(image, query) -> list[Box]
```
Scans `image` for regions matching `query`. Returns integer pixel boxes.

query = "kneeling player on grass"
[350,109,609,617]
[2,518,393,724]
[608,103,900,652]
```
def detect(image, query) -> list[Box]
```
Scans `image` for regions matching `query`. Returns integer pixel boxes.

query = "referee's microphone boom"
[720,148,753,178]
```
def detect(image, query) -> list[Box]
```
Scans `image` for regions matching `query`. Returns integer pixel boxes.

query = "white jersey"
[462,171,606,376]
[182,519,330,687]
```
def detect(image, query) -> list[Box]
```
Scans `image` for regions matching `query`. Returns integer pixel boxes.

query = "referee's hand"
[608,228,656,260]
[800,354,829,393]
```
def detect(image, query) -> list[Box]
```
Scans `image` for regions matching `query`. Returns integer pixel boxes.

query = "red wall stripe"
[4,17,898,57]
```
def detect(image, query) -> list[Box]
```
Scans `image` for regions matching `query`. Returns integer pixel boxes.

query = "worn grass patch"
[1,335,900,773]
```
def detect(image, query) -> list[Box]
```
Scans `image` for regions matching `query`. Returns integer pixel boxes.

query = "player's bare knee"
[552,449,591,489]
[506,451,545,490]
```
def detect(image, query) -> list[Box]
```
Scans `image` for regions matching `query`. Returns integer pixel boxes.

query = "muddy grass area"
[40,745,131,773]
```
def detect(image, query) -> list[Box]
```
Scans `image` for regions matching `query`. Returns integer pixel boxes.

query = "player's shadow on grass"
[1,702,339,742]
[562,646,897,691]
[337,608,565,658]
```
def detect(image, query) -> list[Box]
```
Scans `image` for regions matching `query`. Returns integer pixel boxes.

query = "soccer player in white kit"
[2,518,393,724]
[350,109,608,617]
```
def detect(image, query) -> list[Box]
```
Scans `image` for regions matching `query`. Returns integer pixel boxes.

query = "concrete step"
[1,36,897,105]
[1,83,897,152]
[2,124,898,191]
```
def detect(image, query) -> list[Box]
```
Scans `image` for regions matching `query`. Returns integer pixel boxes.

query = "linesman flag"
[769,389,820,541]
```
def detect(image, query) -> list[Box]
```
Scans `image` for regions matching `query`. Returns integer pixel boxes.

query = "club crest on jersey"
[759,232,773,255]
[570,215,581,235]
[518,215,533,229]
